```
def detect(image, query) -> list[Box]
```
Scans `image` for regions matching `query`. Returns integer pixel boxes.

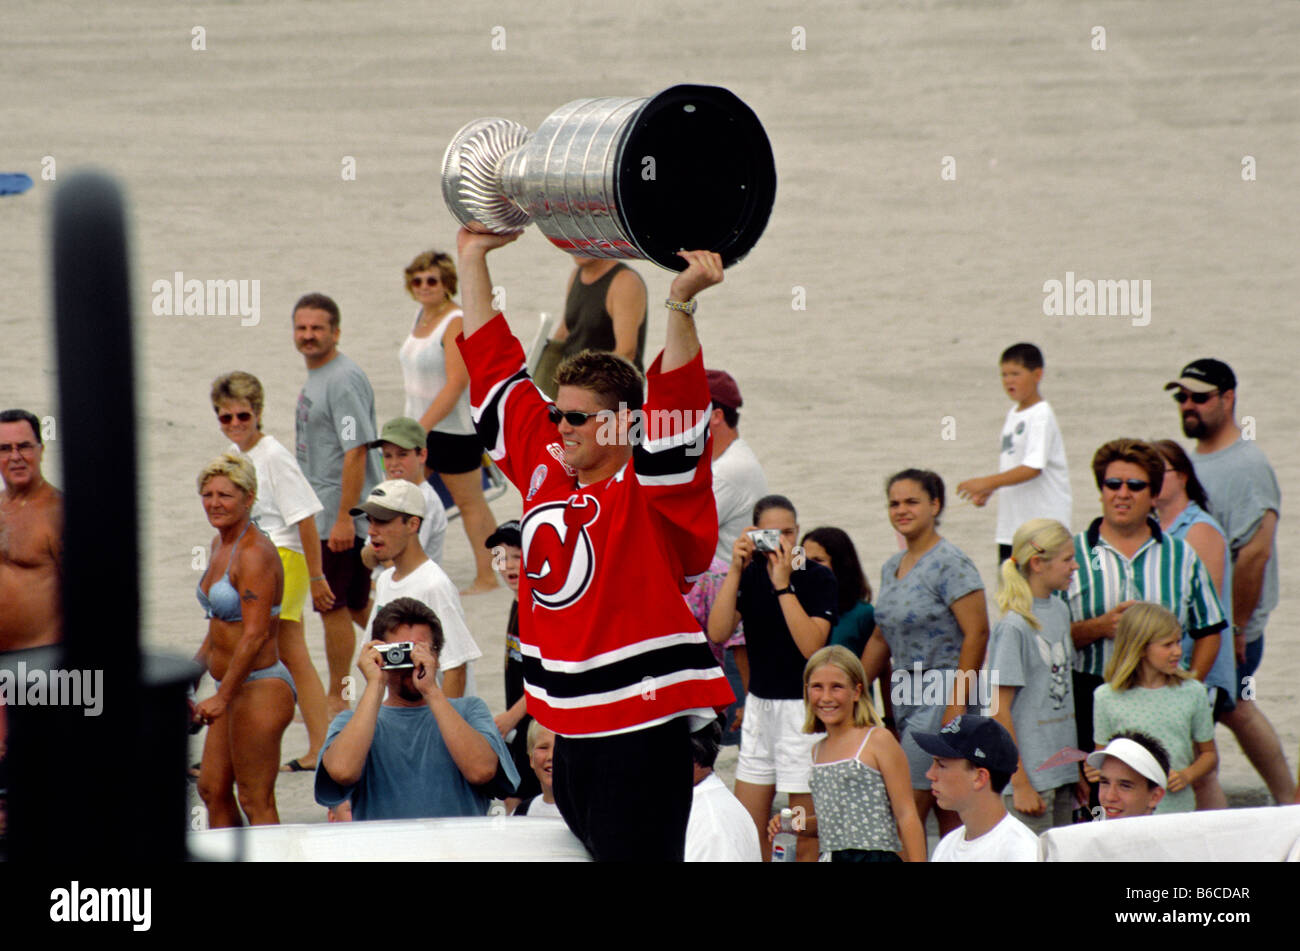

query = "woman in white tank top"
[399,250,498,593]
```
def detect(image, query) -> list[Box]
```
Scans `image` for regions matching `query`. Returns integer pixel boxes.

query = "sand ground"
[2,0,1297,830]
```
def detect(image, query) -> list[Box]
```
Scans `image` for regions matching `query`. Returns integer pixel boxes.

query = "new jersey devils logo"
[521,495,601,609]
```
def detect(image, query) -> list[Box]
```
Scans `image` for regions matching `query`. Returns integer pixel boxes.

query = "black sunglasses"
[1102,478,1151,492]
[410,275,441,287]
[217,411,254,424]
[1172,390,1216,405]
[547,405,607,427]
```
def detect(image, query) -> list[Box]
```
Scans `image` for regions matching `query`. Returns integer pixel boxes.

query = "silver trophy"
[441,84,776,270]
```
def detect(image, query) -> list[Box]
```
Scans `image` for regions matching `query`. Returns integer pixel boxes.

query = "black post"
[5,171,199,861]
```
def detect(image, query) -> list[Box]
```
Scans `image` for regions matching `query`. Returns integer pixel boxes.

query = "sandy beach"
[2,0,1296,830]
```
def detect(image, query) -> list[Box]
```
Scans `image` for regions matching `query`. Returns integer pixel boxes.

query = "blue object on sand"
[0,172,35,195]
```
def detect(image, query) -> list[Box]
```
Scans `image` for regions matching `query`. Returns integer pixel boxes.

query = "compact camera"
[378,641,416,670]
[747,529,782,554]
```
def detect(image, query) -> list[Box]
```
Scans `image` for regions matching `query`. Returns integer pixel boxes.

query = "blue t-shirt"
[874,539,984,734]
[315,698,519,820]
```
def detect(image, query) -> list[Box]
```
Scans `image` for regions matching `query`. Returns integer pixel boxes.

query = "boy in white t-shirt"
[354,480,481,697]
[917,715,1040,862]
[957,343,1072,564]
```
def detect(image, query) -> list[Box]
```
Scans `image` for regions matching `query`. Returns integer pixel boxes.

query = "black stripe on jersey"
[522,640,718,699]
[632,439,698,479]
[475,367,530,454]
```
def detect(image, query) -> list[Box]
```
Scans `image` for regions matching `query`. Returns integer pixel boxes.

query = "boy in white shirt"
[957,343,1072,563]
[353,480,481,697]
[917,715,1040,862]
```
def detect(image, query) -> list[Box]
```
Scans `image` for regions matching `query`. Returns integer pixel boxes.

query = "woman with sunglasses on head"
[1152,438,1235,809]
[210,371,332,773]
[399,250,497,594]
[859,469,989,837]
[192,451,294,825]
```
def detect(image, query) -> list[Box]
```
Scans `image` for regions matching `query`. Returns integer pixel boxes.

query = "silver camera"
[747,529,782,554]
[378,641,415,670]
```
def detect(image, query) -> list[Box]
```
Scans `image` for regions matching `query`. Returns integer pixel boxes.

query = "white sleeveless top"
[398,307,474,436]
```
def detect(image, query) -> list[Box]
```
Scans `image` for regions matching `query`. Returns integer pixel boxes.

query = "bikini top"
[197,521,281,622]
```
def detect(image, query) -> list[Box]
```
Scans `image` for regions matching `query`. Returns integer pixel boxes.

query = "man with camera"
[453,226,734,861]
[315,596,517,820]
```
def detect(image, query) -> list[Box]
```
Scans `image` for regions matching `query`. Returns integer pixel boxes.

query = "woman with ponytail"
[986,518,1081,832]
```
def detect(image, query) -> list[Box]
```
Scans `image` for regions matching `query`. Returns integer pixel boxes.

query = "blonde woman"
[1086,603,1218,813]
[987,518,1080,832]
[192,452,294,826]
[210,371,332,772]
[399,250,497,593]
[766,645,924,862]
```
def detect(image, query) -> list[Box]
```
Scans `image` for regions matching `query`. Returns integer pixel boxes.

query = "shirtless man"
[0,409,62,652]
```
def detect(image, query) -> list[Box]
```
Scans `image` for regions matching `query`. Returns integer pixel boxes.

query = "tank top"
[561,263,647,371]
[808,728,903,854]
[398,307,475,436]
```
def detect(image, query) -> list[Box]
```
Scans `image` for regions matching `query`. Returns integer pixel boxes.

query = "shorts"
[735,695,817,793]
[826,849,903,863]
[426,430,483,475]
[317,536,371,613]
[1208,685,1236,722]
[1003,782,1076,835]
[1235,636,1264,700]
[277,547,309,623]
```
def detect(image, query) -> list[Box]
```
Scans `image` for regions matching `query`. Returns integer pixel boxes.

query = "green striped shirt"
[1068,518,1226,678]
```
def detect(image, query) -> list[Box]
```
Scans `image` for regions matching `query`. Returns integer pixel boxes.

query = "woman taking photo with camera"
[709,494,838,861]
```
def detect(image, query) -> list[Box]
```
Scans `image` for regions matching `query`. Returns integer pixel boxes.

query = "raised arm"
[661,250,724,373]
[456,225,522,338]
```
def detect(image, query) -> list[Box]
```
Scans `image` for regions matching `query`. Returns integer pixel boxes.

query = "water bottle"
[771,807,798,862]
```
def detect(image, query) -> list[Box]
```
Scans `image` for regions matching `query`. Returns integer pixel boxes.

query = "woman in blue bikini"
[193,452,295,826]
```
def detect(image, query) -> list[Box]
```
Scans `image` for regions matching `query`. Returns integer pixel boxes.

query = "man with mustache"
[1166,359,1294,803]
[0,408,62,652]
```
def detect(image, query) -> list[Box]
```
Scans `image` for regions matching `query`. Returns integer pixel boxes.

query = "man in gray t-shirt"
[294,293,384,714]
[1167,357,1294,803]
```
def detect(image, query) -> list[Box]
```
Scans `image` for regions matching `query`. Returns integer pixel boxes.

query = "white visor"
[1086,738,1168,789]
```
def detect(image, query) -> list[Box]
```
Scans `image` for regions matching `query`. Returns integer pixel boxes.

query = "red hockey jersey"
[459,314,735,736]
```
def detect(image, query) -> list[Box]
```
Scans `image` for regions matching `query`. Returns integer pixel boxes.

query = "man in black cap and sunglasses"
[1167,359,1294,804]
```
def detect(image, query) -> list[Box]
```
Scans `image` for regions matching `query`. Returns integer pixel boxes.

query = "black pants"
[1073,670,1105,809]
[553,717,694,862]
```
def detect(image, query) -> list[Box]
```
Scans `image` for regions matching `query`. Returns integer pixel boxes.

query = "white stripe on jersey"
[470,359,528,422]
[634,468,698,487]
[519,628,712,672]
[640,407,710,453]
[524,666,728,708]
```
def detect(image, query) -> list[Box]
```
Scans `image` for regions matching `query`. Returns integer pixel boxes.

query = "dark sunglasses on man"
[1102,477,1150,493]
[1171,390,1216,405]
[546,405,612,427]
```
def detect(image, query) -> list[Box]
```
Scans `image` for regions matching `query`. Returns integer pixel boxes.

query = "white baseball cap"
[349,479,425,520]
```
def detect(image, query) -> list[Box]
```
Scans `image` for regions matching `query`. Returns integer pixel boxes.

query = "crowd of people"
[1,231,1296,860]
